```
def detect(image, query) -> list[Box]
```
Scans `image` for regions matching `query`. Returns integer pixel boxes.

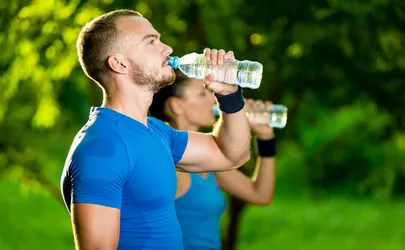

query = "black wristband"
[256,137,276,157]
[214,86,244,114]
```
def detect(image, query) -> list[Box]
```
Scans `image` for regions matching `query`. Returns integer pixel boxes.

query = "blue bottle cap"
[212,104,220,116]
[168,56,179,69]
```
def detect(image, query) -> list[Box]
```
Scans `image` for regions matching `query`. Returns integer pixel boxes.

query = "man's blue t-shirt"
[61,107,188,249]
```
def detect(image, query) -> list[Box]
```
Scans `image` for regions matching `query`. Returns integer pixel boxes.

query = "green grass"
[237,197,405,250]
[0,179,73,250]
[1,178,405,250]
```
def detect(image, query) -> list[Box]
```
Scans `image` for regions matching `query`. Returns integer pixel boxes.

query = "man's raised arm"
[176,48,251,172]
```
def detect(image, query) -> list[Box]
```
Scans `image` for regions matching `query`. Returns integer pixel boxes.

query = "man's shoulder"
[72,123,128,161]
[147,116,169,128]
[147,116,187,136]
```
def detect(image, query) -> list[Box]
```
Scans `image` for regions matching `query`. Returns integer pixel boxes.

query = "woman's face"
[178,78,217,128]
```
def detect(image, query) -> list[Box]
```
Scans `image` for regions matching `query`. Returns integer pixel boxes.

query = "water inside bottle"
[266,105,288,128]
[179,61,239,84]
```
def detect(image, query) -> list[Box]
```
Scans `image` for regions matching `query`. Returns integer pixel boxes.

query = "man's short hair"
[76,9,143,86]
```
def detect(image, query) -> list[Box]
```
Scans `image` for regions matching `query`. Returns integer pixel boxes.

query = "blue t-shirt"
[175,172,226,250]
[61,107,188,250]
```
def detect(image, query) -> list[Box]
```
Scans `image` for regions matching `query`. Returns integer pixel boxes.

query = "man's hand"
[245,99,275,140]
[202,48,239,95]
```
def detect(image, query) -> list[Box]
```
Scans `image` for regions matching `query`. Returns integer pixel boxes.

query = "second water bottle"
[212,103,288,129]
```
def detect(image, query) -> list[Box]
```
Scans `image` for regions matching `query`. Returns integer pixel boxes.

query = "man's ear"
[107,55,128,74]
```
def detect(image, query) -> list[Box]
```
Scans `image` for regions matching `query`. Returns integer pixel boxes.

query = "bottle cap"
[212,104,220,116]
[168,56,179,69]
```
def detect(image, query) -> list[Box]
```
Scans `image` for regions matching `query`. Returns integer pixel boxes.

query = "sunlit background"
[1,0,405,249]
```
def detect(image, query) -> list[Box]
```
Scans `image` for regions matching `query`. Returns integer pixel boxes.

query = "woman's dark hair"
[149,70,190,122]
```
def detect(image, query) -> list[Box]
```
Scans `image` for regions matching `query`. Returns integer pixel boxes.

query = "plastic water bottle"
[168,53,263,89]
[212,103,288,129]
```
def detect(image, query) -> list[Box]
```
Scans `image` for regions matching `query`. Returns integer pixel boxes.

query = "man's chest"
[121,132,177,208]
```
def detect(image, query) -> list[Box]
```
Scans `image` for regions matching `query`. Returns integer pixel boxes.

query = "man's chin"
[151,75,176,93]
[165,69,176,86]
[170,68,176,81]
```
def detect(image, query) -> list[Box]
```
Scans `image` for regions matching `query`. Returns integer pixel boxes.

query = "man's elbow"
[254,196,274,206]
[227,164,242,171]
[225,153,250,171]
[235,151,251,167]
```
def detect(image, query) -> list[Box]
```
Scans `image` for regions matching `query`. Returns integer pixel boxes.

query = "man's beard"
[128,59,176,93]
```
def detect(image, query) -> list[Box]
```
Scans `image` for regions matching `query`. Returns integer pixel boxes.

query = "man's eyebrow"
[141,34,160,42]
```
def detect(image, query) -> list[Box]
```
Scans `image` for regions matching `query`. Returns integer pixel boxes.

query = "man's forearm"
[212,109,251,165]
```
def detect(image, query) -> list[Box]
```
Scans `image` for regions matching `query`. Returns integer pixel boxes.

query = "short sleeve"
[148,117,188,164]
[69,134,130,209]
[169,128,188,164]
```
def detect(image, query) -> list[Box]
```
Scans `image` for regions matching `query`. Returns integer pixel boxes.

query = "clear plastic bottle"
[212,103,288,129]
[168,53,263,89]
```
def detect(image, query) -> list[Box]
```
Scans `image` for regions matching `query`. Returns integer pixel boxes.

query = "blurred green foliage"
[3,0,403,198]
[0,0,405,249]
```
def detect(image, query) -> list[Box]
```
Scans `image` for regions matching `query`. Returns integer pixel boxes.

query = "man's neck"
[102,84,153,127]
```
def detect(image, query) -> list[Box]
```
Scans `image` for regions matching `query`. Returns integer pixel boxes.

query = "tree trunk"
[222,196,247,250]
